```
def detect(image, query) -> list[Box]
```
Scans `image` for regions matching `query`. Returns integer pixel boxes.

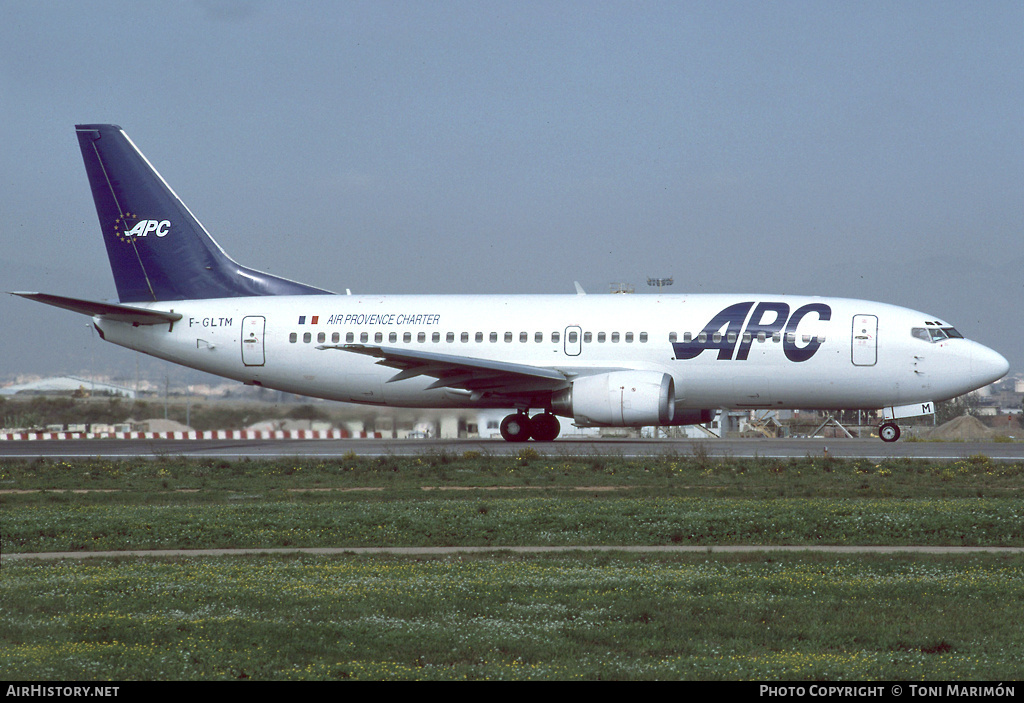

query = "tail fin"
[75,124,331,302]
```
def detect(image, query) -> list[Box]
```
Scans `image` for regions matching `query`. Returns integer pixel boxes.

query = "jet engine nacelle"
[551,371,675,427]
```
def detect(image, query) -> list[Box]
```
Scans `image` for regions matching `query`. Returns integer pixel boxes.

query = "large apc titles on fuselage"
[672,301,831,362]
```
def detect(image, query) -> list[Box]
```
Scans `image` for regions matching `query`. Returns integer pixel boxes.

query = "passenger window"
[505,332,513,342]
[461,332,469,343]
[447,332,455,343]
[519,332,528,343]
[332,332,340,343]
[374,332,382,343]
[418,332,426,343]
[535,332,543,343]
[289,332,297,343]
[584,332,592,343]
[625,332,633,343]
[303,332,312,343]
[390,332,398,343]
[360,332,368,343]
[669,332,677,343]
[611,332,619,343]
[403,332,411,343]
[553,331,561,343]
[346,332,354,343]
[597,332,606,343]
[318,332,326,343]
[568,331,578,343]
[490,332,498,343]
[476,332,483,342]
[639,332,647,343]
[432,332,440,343]
[697,333,706,343]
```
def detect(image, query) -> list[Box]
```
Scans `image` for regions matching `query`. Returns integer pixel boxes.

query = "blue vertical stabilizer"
[75,124,331,302]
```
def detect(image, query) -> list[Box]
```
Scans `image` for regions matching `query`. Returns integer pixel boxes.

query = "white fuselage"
[93,292,1009,416]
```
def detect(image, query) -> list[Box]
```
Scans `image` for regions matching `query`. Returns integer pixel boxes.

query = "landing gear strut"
[499,412,561,442]
[879,422,901,443]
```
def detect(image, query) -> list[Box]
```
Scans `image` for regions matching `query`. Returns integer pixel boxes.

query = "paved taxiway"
[1,437,1022,461]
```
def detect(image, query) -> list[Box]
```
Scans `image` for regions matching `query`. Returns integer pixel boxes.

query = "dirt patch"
[923,415,994,441]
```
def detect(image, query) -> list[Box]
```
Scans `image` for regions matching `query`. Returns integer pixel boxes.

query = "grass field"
[3,451,1023,680]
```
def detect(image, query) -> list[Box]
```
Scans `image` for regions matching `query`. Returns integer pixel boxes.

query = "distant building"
[0,376,136,399]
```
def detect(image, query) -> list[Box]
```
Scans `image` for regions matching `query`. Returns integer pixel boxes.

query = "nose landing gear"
[879,422,901,443]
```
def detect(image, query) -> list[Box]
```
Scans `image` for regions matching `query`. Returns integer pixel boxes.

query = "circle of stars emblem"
[112,212,138,244]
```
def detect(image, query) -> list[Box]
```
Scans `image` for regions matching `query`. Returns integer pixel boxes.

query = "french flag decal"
[298,316,319,325]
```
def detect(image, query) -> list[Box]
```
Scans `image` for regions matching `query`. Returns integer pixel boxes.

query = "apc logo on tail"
[113,213,170,243]
[672,301,832,362]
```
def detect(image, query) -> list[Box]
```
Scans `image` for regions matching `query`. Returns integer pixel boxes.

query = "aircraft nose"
[971,343,1010,387]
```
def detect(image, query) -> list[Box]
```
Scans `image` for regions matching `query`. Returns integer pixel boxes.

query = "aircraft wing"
[10,292,182,326]
[317,343,572,397]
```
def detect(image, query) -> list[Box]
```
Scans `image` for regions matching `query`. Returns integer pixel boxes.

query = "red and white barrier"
[0,429,382,441]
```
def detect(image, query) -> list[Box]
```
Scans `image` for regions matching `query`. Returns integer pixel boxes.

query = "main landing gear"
[878,422,901,443]
[499,412,561,442]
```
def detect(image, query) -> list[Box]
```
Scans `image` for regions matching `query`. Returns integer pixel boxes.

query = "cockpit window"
[912,326,964,343]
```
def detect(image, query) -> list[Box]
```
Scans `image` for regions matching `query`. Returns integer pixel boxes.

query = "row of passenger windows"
[669,331,825,344]
[289,330,652,344]
[287,330,825,345]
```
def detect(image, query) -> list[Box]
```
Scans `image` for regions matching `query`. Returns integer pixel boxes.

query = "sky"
[1,0,1022,384]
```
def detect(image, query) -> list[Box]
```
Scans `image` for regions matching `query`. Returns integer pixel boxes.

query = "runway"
[2,437,1022,461]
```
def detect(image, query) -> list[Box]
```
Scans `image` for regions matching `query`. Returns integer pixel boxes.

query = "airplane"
[11,124,1010,442]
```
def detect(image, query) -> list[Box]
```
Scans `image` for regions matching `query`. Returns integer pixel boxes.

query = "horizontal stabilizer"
[10,292,182,326]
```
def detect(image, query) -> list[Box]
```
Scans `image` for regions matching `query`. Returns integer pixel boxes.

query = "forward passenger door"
[851,314,878,366]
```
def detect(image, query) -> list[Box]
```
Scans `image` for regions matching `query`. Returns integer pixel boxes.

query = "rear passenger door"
[241,316,266,366]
